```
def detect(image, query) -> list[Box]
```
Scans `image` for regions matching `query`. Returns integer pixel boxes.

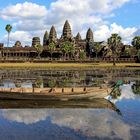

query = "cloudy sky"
[0,0,140,46]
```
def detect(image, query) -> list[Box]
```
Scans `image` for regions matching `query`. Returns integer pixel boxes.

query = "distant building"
[0,20,137,61]
[0,20,95,58]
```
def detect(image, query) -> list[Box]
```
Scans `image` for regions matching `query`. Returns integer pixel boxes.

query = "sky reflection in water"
[0,84,140,140]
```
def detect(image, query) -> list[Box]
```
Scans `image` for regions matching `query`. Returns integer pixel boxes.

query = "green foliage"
[124,47,131,57]
[132,81,140,95]
[107,33,122,65]
[61,41,75,55]
[5,24,12,47]
[48,42,56,53]
[61,79,71,87]
[34,44,43,57]
[5,24,12,33]
[34,79,43,88]
[94,42,102,58]
[79,51,86,60]
[48,79,56,88]
[132,36,140,50]
[107,33,122,53]
[112,88,122,99]
[48,42,56,59]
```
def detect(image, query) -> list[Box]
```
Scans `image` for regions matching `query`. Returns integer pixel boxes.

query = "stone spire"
[43,31,49,46]
[75,32,82,40]
[62,20,72,39]
[86,28,93,42]
[49,26,57,43]
[14,41,22,48]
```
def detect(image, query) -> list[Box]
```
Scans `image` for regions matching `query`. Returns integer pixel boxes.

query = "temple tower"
[43,31,49,46]
[62,20,72,40]
[13,41,22,48]
[49,26,57,43]
[75,32,82,41]
[86,28,94,42]
[32,37,40,47]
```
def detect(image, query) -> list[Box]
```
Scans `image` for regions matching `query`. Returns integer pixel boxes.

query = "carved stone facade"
[43,31,49,46]
[0,20,95,58]
[86,28,94,42]
[32,37,40,47]
[48,26,57,43]
[62,20,73,40]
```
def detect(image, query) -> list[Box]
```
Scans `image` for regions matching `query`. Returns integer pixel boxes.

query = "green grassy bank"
[0,62,140,69]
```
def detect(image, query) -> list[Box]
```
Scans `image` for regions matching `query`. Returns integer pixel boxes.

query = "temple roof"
[49,26,57,42]
[75,32,82,40]
[86,28,93,42]
[43,31,49,45]
[62,20,72,39]
[44,31,49,40]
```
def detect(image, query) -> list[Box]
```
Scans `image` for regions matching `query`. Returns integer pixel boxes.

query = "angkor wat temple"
[0,20,137,60]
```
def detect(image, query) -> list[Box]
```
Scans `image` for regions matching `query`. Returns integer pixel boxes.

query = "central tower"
[62,20,72,40]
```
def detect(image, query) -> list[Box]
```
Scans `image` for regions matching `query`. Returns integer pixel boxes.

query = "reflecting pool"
[0,68,140,140]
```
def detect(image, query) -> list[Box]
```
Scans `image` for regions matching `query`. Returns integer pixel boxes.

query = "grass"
[0,62,140,69]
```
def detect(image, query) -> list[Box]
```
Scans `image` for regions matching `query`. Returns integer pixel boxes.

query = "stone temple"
[0,20,95,58]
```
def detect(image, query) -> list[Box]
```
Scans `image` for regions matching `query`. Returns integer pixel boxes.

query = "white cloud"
[112,83,140,103]
[2,109,132,140]
[3,31,32,46]
[0,0,138,46]
[0,2,47,20]
[14,20,47,31]
[94,23,137,44]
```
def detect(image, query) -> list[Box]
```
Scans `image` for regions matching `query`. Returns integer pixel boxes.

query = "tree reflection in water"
[132,80,140,95]
[0,68,139,88]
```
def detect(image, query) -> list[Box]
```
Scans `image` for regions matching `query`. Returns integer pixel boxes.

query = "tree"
[94,42,102,59]
[107,33,122,66]
[132,36,140,50]
[132,81,140,95]
[5,24,12,47]
[34,78,43,88]
[34,44,43,58]
[137,49,140,61]
[79,51,86,60]
[48,42,56,60]
[124,47,131,57]
[61,41,75,60]
[48,79,56,88]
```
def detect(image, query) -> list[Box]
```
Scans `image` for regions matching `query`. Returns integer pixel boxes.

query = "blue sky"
[0,0,140,46]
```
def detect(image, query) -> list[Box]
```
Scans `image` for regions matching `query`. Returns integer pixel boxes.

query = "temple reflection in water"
[0,68,139,88]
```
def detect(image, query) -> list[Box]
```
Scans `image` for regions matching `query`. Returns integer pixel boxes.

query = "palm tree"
[132,36,140,50]
[5,24,12,47]
[61,41,75,60]
[79,51,86,60]
[48,42,56,60]
[94,42,101,59]
[34,44,43,58]
[107,33,122,66]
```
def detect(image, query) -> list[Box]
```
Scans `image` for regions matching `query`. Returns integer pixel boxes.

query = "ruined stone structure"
[32,37,40,47]
[0,20,134,61]
[0,20,95,59]
[86,28,94,42]
[43,31,49,46]
[62,20,73,40]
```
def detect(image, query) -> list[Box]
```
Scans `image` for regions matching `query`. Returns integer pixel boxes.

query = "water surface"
[0,68,140,140]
